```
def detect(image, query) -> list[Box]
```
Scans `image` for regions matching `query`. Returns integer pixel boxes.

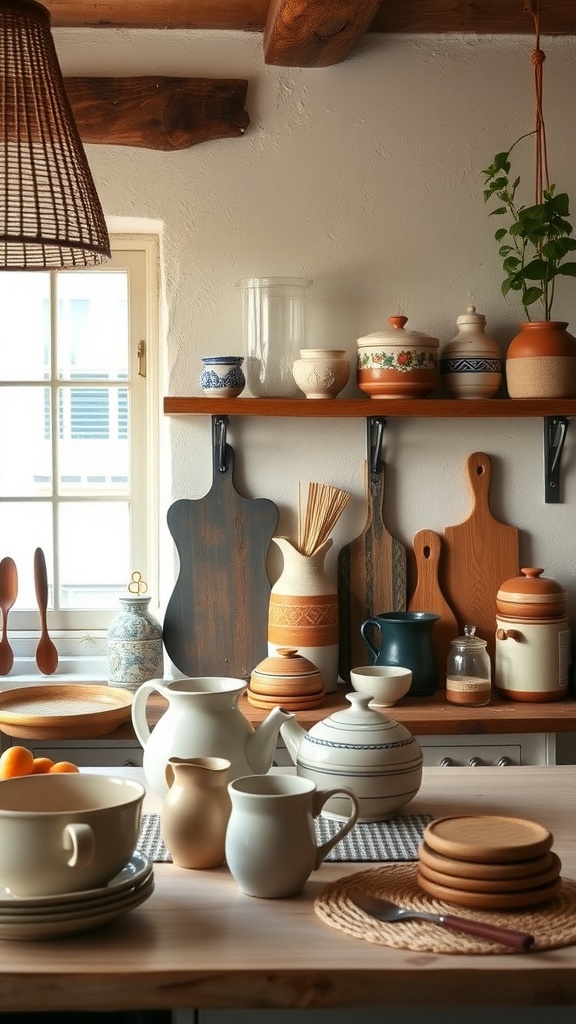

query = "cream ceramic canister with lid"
[280,692,423,822]
[440,305,502,398]
[357,315,439,398]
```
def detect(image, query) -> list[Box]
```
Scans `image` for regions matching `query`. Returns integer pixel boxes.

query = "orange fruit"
[32,757,55,774]
[0,745,35,780]
[49,761,80,773]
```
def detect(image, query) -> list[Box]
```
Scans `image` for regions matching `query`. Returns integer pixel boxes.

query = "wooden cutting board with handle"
[338,457,407,683]
[440,451,520,666]
[408,529,459,686]
[163,439,278,678]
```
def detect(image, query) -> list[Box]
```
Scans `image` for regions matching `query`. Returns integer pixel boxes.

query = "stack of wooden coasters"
[247,647,325,711]
[417,814,561,910]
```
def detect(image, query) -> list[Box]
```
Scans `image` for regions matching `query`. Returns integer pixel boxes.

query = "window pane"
[56,272,129,381]
[57,386,129,496]
[0,387,52,496]
[0,274,50,380]
[59,502,130,608]
[0,504,52,610]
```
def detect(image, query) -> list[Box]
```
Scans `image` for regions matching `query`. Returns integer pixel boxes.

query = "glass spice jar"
[446,624,492,707]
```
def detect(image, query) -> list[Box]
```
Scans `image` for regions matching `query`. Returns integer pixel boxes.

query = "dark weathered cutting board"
[440,452,520,666]
[338,459,407,683]
[163,441,278,678]
[408,529,459,686]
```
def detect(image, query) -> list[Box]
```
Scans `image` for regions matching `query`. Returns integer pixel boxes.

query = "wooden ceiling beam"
[44,1,270,30]
[264,0,383,66]
[369,1,576,35]
[64,77,249,150]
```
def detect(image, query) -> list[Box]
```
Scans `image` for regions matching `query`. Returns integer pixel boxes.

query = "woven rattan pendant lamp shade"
[0,0,111,269]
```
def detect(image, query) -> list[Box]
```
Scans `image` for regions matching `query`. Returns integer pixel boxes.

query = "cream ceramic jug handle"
[131,679,165,747]
[64,823,95,868]
[312,787,359,868]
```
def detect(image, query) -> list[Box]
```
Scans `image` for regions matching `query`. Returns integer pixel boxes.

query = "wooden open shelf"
[111,688,576,740]
[164,396,576,419]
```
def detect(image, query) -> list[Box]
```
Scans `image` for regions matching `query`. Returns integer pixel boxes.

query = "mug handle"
[312,787,359,868]
[359,618,382,662]
[131,679,164,747]
[63,823,95,868]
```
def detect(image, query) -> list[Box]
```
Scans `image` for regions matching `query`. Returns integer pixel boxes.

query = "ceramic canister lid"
[442,306,501,357]
[357,315,439,348]
[496,568,567,619]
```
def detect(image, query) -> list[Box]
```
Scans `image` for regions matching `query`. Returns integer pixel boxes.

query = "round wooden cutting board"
[423,815,553,864]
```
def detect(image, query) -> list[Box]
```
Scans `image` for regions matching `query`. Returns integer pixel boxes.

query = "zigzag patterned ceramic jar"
[440,305,502,398]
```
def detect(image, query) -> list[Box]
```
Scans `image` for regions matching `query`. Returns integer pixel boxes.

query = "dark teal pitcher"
[360,611,440,696]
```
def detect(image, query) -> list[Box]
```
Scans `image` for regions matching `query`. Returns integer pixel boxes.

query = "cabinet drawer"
[0,736,143,768]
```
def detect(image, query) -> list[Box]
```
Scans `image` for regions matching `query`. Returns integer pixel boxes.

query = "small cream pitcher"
[225,774,359,899]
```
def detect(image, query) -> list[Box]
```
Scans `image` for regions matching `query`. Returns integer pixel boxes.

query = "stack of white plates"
[0,849,154,940]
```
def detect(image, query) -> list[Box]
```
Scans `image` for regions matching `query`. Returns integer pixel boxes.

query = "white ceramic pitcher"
[131,677,293,797]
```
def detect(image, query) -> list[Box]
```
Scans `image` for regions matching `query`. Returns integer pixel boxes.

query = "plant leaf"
[522,286,543,306]
[557,262,576,277]
[522,258,549,280]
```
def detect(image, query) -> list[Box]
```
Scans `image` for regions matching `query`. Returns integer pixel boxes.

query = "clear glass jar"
[237,277,312,398]
[446,624,492,706]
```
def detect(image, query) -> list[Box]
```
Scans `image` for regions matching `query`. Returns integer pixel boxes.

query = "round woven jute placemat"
[314,863,576,954]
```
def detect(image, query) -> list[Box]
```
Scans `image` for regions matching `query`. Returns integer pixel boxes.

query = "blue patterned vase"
[200,356,245,398]
[107,596,164,690]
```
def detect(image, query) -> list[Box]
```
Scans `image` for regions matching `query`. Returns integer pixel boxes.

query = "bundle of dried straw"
[297,482,351,556]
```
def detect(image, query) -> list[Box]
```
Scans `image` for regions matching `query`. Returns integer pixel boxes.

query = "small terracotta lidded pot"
[247,647,325,710]
[357,315,439,398]
[496,568,567,620]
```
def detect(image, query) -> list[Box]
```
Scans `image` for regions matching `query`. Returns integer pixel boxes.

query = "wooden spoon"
[0,557,18,675]
[34,547,59,675]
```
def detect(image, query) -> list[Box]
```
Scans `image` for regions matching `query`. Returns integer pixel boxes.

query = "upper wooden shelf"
[164,396,576,419]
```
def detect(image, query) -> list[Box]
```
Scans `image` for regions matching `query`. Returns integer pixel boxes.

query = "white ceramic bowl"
[350,665,412,706]
[0,773,145,897]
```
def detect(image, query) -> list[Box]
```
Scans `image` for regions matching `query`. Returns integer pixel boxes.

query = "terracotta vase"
[267,536,339,692]
[160,756,232,869]
[505,321,576,399]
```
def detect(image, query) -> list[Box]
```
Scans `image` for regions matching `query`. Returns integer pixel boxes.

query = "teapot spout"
[278,716,307,766]
[246,705,295,774]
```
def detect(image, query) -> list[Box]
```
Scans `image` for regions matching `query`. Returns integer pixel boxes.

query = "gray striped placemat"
[138,812,432,863]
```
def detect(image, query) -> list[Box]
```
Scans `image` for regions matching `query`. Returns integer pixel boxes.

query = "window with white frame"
[0,235,159,635]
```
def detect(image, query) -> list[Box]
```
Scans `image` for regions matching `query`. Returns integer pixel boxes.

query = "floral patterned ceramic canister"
[440,305,502,399]
[357,315,439,398]
[107,576,164,690]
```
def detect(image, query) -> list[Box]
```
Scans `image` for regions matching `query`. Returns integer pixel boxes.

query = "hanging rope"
[528,1,550,204]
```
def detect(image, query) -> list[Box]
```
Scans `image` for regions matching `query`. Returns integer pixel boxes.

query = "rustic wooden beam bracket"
[264,0,382,68]
[64,76,250,150]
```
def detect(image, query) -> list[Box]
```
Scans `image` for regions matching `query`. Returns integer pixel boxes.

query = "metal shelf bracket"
[212,414,229,473]
[544,416,569,503]
[367,416,386,472]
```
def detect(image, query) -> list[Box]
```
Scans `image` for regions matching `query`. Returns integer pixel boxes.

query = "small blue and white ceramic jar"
[107,595,164,690]
[200,356,246,398]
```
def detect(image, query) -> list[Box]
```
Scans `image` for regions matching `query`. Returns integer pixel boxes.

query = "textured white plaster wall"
[54,29,576,627]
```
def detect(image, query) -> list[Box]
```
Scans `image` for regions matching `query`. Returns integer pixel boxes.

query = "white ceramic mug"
[225,774,359,898]
[0,773,145,897]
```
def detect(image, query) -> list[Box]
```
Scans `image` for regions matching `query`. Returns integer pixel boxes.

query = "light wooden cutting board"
[408,529,459,686]
[440,452,520,666]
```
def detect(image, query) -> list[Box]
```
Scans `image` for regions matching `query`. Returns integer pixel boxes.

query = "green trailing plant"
[483,132,576,321]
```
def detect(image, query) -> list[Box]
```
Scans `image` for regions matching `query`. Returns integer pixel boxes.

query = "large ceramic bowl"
[357,315,439,398]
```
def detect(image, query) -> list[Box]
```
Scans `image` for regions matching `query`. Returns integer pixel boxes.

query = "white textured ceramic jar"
[440,305,502,398]
[292,348,350,399]
[357,315,439,398]
[237,277,312,398]
[495,615,571,702]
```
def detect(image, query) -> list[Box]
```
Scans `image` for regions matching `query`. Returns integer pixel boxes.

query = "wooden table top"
[1,765,576,1012]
